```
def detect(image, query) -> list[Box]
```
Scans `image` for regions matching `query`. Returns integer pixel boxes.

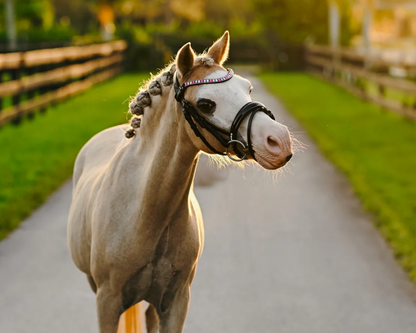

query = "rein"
[174,68,275,161]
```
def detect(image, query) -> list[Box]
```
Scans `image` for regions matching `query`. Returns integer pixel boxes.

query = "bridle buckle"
[174,86,185,102]
[225,134,247,162]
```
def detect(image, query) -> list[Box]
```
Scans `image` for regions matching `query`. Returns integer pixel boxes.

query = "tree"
[4,0,16,48]
[251,0,353,45]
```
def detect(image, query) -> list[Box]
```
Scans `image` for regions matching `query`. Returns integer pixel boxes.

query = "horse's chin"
[254,153,284,170]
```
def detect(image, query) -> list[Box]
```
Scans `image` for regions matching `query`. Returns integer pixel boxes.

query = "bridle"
[174,68,275,162]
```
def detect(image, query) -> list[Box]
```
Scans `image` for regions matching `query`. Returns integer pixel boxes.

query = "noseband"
[174,69,275,161]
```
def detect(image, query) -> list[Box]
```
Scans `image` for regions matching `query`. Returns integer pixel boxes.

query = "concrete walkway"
[0,76,415,333]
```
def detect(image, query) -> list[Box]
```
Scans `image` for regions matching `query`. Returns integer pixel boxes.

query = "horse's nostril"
[285,154,293,162]
[267,136,279,148]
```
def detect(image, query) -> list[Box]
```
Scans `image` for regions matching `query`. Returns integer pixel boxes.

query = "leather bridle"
[174,68,275,161]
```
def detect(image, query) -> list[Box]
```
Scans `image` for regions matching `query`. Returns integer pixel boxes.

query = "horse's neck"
[131,88,200,230]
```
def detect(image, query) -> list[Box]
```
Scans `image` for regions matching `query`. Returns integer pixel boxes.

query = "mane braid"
[125,53,216,139]
[125,62,177,138]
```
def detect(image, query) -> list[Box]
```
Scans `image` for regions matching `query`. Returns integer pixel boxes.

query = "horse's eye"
[249,86,253,94]
[197,99,216,113]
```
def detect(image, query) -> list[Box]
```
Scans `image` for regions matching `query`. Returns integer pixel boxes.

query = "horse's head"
[174,32,293,170]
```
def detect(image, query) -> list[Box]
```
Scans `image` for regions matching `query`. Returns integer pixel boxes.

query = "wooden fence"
[305,45,416,121]
[0,40,127,126]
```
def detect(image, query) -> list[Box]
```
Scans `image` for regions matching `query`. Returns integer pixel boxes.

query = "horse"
[67,31,293,333]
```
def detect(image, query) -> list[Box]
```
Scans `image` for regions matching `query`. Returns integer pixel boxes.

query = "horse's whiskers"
[290,134,307,153]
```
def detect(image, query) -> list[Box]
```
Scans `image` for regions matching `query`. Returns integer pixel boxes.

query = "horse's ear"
[207,31,230,65]
[176,42,195,79]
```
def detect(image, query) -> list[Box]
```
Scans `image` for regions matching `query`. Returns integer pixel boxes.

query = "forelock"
[195,56,215,67]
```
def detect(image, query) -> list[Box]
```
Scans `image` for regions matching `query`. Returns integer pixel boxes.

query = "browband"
[175,69,234,102]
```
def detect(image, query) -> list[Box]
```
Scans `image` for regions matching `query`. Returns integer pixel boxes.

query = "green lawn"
[259,73,416,283]
[0,73,147,240]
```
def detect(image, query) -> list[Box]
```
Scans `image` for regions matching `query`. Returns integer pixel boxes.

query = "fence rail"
[305,45,416,121]
[0,40,127,126]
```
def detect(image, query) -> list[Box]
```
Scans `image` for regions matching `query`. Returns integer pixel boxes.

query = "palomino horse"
[68,31,293,333]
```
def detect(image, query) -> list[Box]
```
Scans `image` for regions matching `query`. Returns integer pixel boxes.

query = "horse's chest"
[122,222,201,312]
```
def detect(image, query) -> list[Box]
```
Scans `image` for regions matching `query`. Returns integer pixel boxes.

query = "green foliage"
[52,0,99,35]
[112,0,355,47]
[0,0,53,29]
[251,0,354,45]
[2,0,356,46]
[0,74,147,240]
[15,0,50,25]
[19,25,74,42]
[115,21,166,71]
[259,72,416,283]
[0,24,74,44]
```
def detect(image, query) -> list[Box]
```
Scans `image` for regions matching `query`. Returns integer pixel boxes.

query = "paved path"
[1,76,416,333]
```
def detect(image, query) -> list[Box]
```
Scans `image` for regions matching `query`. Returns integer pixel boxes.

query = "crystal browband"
[183,69,234,88]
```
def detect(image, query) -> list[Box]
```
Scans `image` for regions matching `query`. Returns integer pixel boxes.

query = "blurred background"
[1,0,415,69]
[0,1,416,332]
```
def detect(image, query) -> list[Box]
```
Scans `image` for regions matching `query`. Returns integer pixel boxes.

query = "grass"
[259,72,416,283]
[0,73,147,240]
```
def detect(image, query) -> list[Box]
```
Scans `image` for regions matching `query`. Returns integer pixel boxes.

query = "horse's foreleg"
[96,286,123,333]
[158,287,190,333]
[146,303,160,333]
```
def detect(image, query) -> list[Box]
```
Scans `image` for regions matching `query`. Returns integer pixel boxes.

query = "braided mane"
[125,55,215,139]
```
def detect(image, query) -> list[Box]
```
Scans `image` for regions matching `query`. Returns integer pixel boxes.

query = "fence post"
[26,66,36,119]
[0,71,3,113]
[10,63,22,124]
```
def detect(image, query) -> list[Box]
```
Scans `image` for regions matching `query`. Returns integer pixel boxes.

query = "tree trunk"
[5,0,17,51]
[328,0,340,49]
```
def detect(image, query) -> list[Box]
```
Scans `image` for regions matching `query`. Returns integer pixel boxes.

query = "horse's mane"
[140,62,176,92]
